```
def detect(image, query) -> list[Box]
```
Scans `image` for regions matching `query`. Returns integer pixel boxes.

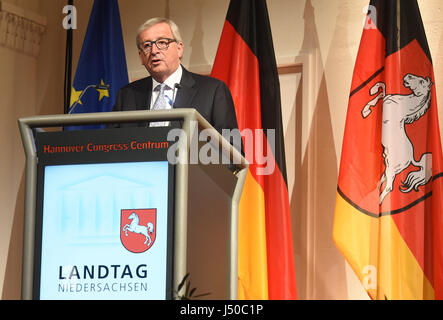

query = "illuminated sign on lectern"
[34,128,174,300]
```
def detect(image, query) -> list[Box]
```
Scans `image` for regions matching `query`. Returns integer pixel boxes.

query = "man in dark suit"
[111,17,239,137]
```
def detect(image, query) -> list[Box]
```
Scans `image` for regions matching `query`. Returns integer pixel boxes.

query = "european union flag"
[67,0,128,130]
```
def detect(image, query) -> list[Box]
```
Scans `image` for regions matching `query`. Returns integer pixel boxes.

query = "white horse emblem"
[122,212,154,247]
[362,73,433,204]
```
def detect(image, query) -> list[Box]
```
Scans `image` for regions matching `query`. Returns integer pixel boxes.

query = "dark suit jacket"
[111,67,239,135]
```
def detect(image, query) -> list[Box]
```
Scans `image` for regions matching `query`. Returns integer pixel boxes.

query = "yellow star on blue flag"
[70,87,83,108]
[97,79,110,101]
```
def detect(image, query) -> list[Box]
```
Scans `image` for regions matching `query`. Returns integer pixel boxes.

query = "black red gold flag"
[211,0,297,300]
[334,0,443,299]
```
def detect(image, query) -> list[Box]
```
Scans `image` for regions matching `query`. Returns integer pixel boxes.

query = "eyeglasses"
[138,38,177,54]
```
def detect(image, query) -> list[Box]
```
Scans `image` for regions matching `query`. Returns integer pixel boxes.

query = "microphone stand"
[68,84,109,114]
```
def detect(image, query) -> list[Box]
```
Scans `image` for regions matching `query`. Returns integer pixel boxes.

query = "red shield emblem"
[120,209,156,253]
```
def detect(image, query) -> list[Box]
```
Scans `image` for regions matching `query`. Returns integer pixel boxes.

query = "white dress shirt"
[150,65,183,110]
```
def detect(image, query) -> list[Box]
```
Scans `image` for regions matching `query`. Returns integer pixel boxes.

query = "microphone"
[95,83,110,90]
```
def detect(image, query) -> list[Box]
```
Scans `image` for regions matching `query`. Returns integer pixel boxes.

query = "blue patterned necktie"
[150,83,170,127]
[152,83,169,110]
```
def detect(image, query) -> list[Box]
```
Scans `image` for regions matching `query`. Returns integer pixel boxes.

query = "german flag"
[333,0,443,299]
[211,0,297,299]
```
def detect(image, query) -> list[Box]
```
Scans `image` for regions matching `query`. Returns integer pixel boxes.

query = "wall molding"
[0,1,46,57]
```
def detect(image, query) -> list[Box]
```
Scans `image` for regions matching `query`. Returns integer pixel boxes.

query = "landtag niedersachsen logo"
[120,209,156,253]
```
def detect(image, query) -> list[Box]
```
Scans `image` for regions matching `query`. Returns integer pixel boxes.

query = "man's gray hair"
[136,17,183,49]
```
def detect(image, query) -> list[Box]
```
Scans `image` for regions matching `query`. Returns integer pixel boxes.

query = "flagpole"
[64,0,74,114]
[397,0,401,51]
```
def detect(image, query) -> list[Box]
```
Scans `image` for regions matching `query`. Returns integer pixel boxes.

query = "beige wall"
[1,0,443,299]
[0,0,66,299]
